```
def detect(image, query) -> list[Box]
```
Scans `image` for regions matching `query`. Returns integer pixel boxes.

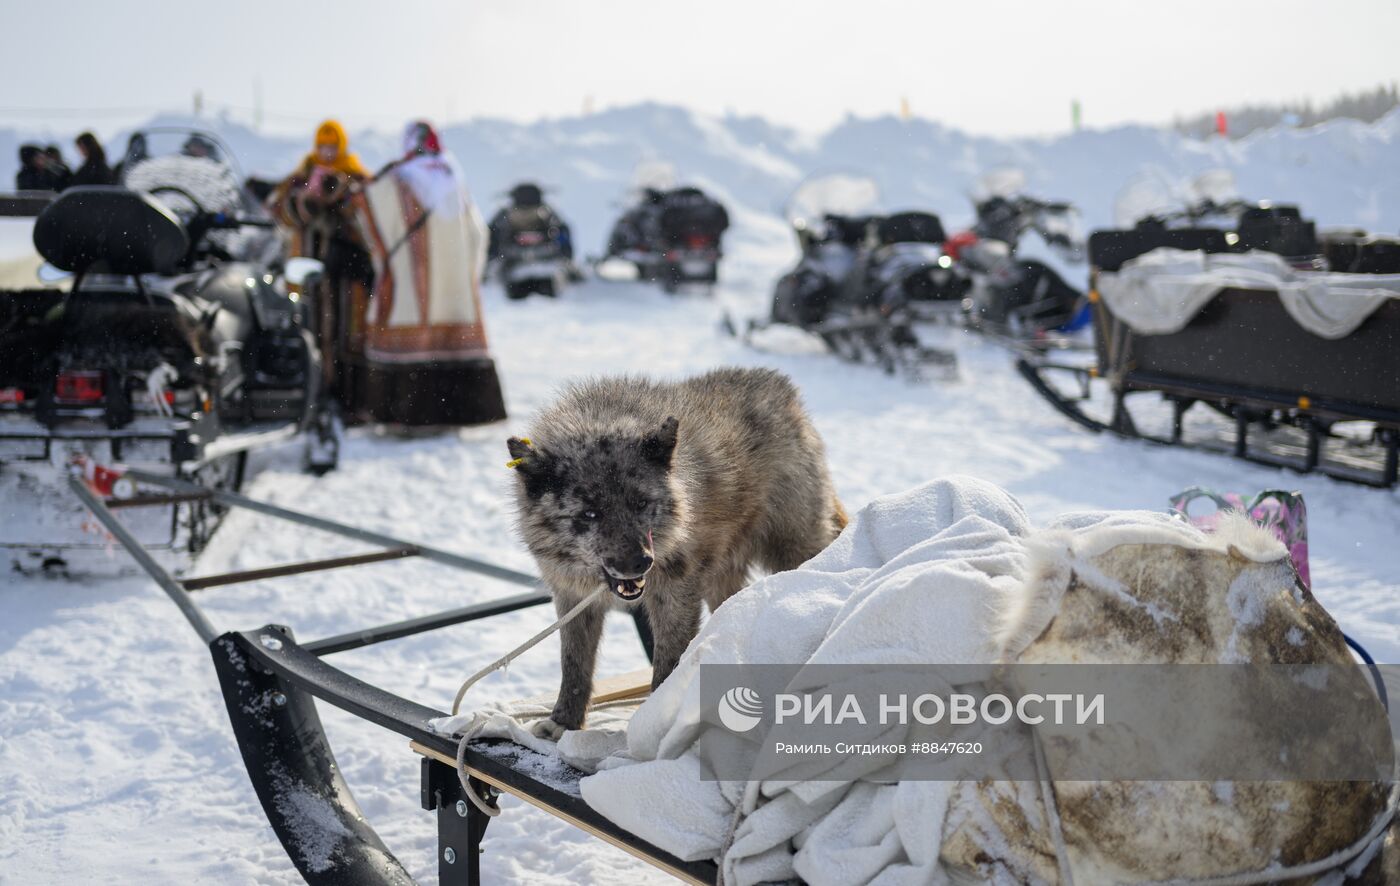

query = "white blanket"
[1098,247,1400,339]
[581,476,1042,885]
[432,477,1382,883]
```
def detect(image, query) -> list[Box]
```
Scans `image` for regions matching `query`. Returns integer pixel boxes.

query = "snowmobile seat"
[1235,205,1318,260]
[506,205,559,234]
[1089,228,1233,272]
[876,211,946,247]
[659,189,729,244]
[824,214,874,247]
[509,182,544,208]
[33,186,189,276]
[1323,233,1400,275]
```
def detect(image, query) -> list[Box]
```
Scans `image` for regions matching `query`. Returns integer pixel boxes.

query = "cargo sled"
[1019,214,1400,486]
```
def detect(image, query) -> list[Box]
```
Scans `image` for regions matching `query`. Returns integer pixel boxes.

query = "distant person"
[42,145,71,190]
[70,132,115,186]
[181,133,220,162]
[15,145,53,191]
[112,132,148,180]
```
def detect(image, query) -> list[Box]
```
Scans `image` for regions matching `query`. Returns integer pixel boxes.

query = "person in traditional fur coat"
[269,119,374,409]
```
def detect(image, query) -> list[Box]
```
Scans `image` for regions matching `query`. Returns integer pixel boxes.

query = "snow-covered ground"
[2,109,1399,883]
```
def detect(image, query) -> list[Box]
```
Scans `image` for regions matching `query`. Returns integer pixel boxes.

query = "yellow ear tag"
[507,437,534,469]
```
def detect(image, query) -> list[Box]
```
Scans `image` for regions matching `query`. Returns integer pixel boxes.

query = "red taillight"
[0,387,23,404]
[686,234,713,249]
[944,230,979,261]
[55,371,104,404]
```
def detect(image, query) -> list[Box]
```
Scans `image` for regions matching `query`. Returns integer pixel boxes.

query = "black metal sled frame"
[70,469,718,885]
[728,310,959,381]
[1016,353,1400,488]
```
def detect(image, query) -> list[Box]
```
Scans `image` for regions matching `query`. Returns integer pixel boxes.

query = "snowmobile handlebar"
[208,212,276,230]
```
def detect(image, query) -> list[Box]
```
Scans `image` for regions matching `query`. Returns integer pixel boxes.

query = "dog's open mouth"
[604,572,647,600]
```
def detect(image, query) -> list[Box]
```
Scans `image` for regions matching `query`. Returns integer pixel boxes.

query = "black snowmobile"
[743,174,959,378]
[946,184,1087,342]
[486,182,576,300]
[1018,190,1400,487]
[0,129,333,572]
[604,185,729,291]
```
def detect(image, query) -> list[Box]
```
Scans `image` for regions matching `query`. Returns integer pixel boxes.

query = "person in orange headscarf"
[270,119,375,413]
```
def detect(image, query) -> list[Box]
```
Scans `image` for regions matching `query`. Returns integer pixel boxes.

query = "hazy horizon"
[2,0,1397,141]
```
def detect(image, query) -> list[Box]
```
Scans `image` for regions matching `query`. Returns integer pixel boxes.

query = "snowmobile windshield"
[1114,167,1248,230]
[785,173,880,236]
[631,160,676,196]
[118,129,269,257]
[1114,169,1186,229]
[120,129,250,219]
[974,167,1027,201]
[1034,204,1085,257]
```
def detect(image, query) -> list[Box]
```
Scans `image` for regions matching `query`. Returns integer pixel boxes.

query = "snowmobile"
[486,182,575,300]
[945,172,1087,343]
[0,128,333,573]
[603,185,729,292]
[1018,192,1400,487]
[738,173,959,378]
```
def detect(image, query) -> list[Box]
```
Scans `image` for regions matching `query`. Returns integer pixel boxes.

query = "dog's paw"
[531,718,568,741]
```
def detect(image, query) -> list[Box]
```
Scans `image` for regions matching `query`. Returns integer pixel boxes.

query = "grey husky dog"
[507,368,847,738]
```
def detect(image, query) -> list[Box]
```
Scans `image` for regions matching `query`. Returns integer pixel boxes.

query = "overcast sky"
[3,0,1397,138]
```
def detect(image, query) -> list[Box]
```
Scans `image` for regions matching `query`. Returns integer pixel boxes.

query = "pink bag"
[1169,487,1310,588]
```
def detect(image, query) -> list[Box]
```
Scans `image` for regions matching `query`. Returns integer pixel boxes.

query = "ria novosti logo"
[717,686,764,732]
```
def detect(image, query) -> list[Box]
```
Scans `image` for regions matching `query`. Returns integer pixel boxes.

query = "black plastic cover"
[33,186,189,275]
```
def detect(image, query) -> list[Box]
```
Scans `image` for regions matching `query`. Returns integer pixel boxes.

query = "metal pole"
[69,475,218,644]
[124,469,541,589]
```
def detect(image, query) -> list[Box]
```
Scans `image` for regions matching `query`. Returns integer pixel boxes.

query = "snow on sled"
[1018,212,1400,487]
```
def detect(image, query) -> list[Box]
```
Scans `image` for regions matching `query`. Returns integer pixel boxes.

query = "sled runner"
[1018,223,1400,487]
[68,467,718,886]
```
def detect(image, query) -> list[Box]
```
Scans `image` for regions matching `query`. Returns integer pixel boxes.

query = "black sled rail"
[1017,355,1400,488]
[71,471,717,885]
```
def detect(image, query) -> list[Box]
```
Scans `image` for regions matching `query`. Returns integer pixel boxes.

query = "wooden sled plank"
[590,667,653,704]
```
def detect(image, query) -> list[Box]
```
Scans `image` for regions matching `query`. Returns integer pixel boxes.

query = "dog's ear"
[507,436,534,463]
[641,416,680,468]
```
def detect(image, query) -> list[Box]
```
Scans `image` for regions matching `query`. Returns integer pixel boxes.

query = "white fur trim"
[997,512,1288,661]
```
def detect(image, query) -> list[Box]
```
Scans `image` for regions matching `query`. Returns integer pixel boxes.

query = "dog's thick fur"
[508,368,846,738]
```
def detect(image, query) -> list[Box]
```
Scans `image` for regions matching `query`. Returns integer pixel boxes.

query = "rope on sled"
[451,586,608,817]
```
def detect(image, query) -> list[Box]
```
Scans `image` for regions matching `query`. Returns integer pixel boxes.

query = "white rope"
[450,586,608,818]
